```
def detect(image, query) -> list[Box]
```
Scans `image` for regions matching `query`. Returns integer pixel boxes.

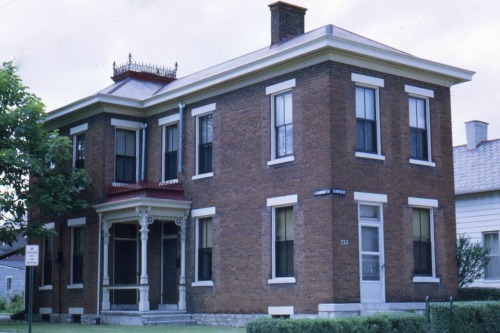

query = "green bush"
[459,287,500,301]
[246,313,426,333]
[8,293,24,314]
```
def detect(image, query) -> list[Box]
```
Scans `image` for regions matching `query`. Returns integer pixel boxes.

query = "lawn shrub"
[458,287,500,301]
[246,313,426,333]
[429,301,500,333]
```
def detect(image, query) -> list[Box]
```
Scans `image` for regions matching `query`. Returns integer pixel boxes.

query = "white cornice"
[93,196,192,213]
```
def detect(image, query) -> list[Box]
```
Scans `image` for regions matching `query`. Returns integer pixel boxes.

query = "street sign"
[25,245,39,266]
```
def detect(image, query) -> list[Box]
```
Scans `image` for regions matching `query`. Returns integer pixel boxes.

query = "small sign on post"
[25,245,39,266]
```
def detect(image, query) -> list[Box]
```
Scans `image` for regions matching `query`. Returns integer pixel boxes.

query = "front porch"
[94,183,192,314]
[100,309,194,326]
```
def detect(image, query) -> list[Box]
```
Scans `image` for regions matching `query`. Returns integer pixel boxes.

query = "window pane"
[360,205,379,219]
[198,218,212,281]
[72,227,83,284]
[125,131,136,156]
[416,99,426,129]
[364,88,375,120]
[409,98,417,127]
[355,87,365,118]
[116,130,126,155]
[362,254,380,281]
[166,125,178,152]
[413,209,430,242]
[276,207,293,241]
[361,226,379,252]
[413,208,432,275]
[285,125,293,156]
[283,93,292,124]
[275,206,294,278]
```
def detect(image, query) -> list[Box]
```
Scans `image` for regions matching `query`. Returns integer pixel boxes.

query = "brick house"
[32,2,473,325]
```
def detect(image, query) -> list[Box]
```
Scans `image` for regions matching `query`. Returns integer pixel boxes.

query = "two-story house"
[32,1,473,326]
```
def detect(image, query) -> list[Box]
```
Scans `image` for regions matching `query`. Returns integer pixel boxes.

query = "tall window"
[5,277,12,293]
[409,97,428,160]
[164,124,178,181]
[198,218,213,281]
[71,227,83,285]
[198,114,213,175]
[275,207,294,278]
[42,235,53,286]
[356,86,377,153]
[274,92,293,158]
[413,208,432,276]
[115,129,136,183]
[484,233,500,279]
[74,133,85,169]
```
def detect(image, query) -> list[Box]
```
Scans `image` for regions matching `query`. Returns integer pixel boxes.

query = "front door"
[359,204,385,303]
[162,222,179,305]
[113,223,138,308]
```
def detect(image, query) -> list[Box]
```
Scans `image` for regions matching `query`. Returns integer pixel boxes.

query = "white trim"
[39,307,53,314]
[267,277,296,284]
[355,152,385,161]
[110,118,142,129]
[408,197,438,208]
[354,192,388,203]
[38,285,53,291]
[44,222,55,230]
[409,159,436,167]
[267,194,298,207]
[191,207,216,218]
[267,155,295,166]
[191,281,214,287]
[192,172,214,180]
[266,79,296,95]
[67,284,84,289]
[351,73,384,87]
[158,113,179,126]
[68,307,84,315]
[67,217,86,227]
[405,85,434,98]
[69,123,88,135]
[191,103,216,117]
[159,179,179,186]
[413,276,440,283]
[268,306,294,315]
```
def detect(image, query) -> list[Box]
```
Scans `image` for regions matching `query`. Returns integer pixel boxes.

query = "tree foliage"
[0,61,88,245]
[457,233,490,288]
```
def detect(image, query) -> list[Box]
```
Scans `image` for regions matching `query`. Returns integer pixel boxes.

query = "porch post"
[137,207,151,311]
[102,221,111,286]
[178,218,187,311]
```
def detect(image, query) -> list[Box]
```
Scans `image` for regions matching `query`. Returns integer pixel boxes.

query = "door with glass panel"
[359,204,385,303]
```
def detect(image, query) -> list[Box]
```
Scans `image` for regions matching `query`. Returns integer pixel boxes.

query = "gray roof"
[454,139,500,195]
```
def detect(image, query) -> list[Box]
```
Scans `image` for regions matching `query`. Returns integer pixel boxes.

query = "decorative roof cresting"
[112,53,178,83]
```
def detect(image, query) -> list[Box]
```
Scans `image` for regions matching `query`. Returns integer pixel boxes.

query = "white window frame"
[111,119,141,185]
[483,232,500,280]
[70,123,88,168]
[68,217,85,289]
[192,104,215,180]
[408,197,440,283]
[266,79,296,166]
[191,207,216,287]
[351,74,385,161]
[5,276,12,293]
[39,222,55,290]
[267,194,298,284]
[159,114,180,185]
[405,85,435,167]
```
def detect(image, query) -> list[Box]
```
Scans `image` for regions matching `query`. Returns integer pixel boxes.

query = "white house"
[455,120,500,288]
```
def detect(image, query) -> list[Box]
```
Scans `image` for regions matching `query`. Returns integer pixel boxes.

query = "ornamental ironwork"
[112,53,177,80]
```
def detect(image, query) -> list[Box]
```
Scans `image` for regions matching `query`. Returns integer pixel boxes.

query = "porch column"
[178,218,187,311]
[102,221,111,286]
[137,207,151,311]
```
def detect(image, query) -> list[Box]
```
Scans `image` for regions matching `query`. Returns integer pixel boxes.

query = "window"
[5,277,12,293]
[70,226,84,286]
[164,124,178,181]
[198,115,213,175]
[192,207,216,286]
[409,197,439,283]
[267,194,297,284]
[405,85,434,166]
[266,79,296,165]
[70,123,88,169]
[115,129,137,183]
[192,104,215,179]
[41,235,53,286]
[198,218,213,281]
[484,233,500,279]
[352,74,384,160]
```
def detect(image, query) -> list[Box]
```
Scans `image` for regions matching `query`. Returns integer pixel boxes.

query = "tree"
[0,61,88,245]
[457,233,490,288]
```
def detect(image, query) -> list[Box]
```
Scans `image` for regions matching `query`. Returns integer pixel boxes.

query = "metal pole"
[28,266,33,333]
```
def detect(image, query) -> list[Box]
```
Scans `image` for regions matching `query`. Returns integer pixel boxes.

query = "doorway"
[162,222,179,305]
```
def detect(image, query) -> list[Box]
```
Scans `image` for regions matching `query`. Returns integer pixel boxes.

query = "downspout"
[140,123,148,181]
[96,213,102,324]
[178,103,185,174]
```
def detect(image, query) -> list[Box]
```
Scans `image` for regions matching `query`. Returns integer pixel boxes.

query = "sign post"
[25,245,39,333]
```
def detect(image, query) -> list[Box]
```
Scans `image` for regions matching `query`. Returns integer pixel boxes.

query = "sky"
[1,0,499,146]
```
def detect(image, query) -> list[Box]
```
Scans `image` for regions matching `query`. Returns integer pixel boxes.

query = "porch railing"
[102,285,149,311]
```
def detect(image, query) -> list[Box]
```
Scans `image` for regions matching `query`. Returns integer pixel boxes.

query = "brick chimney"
[269,2,307,46]
[465,120,488,150]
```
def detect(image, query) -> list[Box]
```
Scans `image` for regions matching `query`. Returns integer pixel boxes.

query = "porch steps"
[142,310,195,326]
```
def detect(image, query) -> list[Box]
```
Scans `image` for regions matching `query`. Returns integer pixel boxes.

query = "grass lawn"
[0,321,246,333]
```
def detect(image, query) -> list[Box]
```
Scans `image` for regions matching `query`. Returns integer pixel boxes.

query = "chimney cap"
[269,1,307,12]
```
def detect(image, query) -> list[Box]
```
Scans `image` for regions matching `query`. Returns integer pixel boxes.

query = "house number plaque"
[340,240,349,246]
